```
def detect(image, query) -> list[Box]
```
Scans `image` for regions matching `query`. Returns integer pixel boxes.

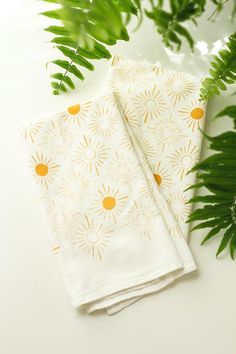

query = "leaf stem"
[56,43,80,95]
[207,0,229,21]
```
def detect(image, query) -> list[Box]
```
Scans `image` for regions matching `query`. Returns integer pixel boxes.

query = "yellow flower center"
[35,163,48,176]
[103,196,116,210]
[68,104,81,115]
[154,173,162,185]
[190,107,204,120]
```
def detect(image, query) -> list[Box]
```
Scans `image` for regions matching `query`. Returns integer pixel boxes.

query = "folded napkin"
[20,89,196,315]
[107,56,207,240]
[104,56,207,314]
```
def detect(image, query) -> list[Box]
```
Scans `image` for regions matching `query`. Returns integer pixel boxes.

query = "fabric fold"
[107,56,207,240]
[19,89,196,314]
[103,56,207,314]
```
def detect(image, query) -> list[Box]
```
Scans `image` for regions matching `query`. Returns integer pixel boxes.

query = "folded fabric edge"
[106,262,197,315]
[70,258,184,312]
[86,259,196,314]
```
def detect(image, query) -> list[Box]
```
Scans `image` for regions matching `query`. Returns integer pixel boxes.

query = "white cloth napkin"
[103,56,206,314]
[107,56,207,240]
[20,89,196,315]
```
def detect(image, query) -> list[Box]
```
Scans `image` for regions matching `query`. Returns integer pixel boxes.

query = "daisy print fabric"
[20,90,196,315]
[108,56,207,240]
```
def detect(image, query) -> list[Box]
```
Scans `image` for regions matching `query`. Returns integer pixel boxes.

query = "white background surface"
[1,1,236,354]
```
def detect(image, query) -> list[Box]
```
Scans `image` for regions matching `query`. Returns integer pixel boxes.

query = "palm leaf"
[216,225,235,257]
[201,223,228,246]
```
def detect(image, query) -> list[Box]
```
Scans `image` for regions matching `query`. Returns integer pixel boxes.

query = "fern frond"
[145,0,206,51]
[188,105,236,259]
[200,32,236,100]
[41,0,140,94]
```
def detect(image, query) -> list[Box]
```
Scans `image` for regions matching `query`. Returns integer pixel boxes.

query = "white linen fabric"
[107,56,207,240]
[104,56,207,314]
[20,88,196,315]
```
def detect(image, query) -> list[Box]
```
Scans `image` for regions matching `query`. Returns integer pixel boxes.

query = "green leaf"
[87,23,117,45]
[188,195,231,204]
[56,45,94,71]
[190,153,223,172]
[50,73,75,89]
[201,32,236,100]
[174,23,194,49]
[216,226,234,257]
[145,1,205,51]
[190,153,236,172]
[51,36,77,49]
[116,0,140,15]
[215,105,236,119]
[188,204,231,221]
[232,0,236,19]
[168,31,182,50]
[57,40,111,59]
[197,174,236,187]
[44,25,69,36]
[42,0,90,5]
[208,132,236,146]
[51,59,84,80]
[201,224,227,245]
[92,42,112,59]
[188,104,236,259]
[185,181,234,194]
[40,10,62,20]
[191,218,230,232]
[42,0,134,94]
[170,0,178,14]
[51,81,67,92]
[229,232,236,260]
